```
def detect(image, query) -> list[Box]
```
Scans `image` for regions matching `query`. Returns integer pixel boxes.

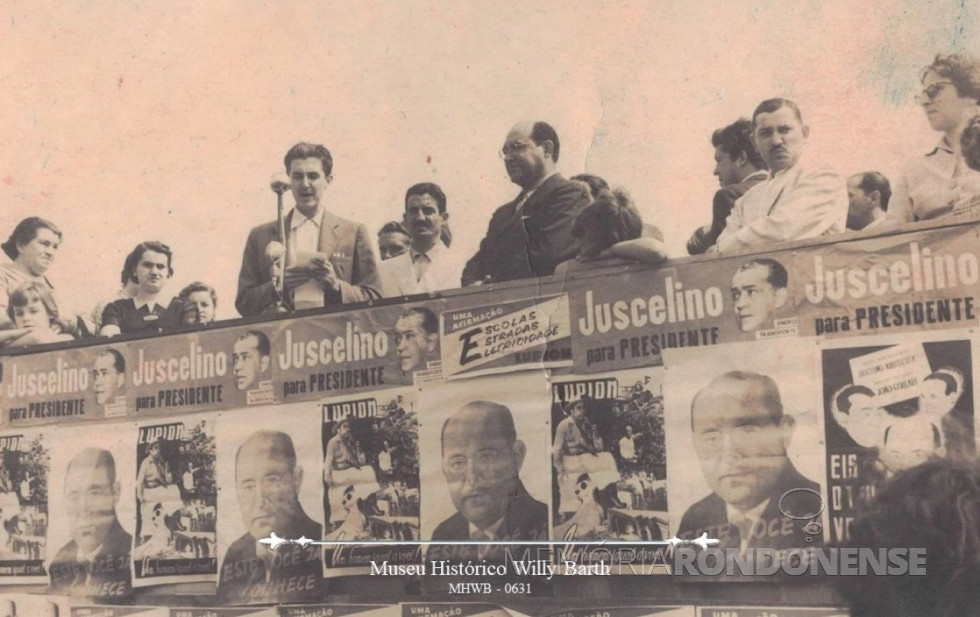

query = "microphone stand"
[269,175,291,314]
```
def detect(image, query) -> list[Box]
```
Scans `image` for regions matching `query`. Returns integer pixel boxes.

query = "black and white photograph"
[47,422,136,601]
[664,339,826,552]
[133,417,216,585]
[321,388,421,576]
[215,404,324,605]
[0,429,50,586]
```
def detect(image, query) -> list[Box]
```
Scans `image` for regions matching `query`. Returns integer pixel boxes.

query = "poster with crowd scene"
[568,252,799,375]
[321,388,421,576]
[0,427,50,585]
[549,368,669,575]
[793,225,980,339]
[820,330,977,543]
[417,373,553,596]
[663,339,827,567]
[215,404,324,605]
[696,608,846,617]
[270,300,446,409]
[132,416,217,586]
[439,285,573,379]
[0,341,132,427]
[47,421,136,601]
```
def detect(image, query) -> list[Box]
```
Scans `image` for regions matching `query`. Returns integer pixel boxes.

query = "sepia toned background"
[2,1,979,322]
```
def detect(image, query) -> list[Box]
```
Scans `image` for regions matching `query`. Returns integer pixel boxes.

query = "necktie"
[513,192,529,215]
[729,512,754,551]
[471,529,491,559]
[412,252,430,282]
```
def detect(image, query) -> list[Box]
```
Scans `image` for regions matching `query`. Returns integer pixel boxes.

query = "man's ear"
[325,174,334,184]
[512,440,527,471]
[801,124,810,140]
[774,286,789,309]
[293,465,304,490]
[441,212,450,223]
[540,140,556,160]
[869,190,882,209]
[259,355,270,373]
[116,373,126,390]
[424,333,439,353]
[779,415,796,450]
[112,481,121,506]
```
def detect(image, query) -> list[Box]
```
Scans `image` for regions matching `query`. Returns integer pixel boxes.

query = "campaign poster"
[696,608,846,617]
[663,339,826,558]
[793,225,980,339]
[279,605,393,617]
[215,404,324,605]
[47,421,136,601]
[546,608,695,617]
[273,300,446,407]
[0,594,68,617]
[171,608,277,617]
[418,373,553,595]
[1,342,130,426]
[821,331,977,543]
[400,604,523,617]
[126,329,233,418]
[568,252,799,374]
[321,388,421,576]
[199,324,280,409]
[439,291,573,379]
[132,416,217,586]
[550,368,669,575]
[70,608,168,617]
[0,427,50,585]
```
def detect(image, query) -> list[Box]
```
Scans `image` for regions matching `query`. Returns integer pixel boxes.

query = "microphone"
[270,173,290,195]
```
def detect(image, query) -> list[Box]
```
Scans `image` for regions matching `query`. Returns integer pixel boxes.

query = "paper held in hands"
[292,251,332,309]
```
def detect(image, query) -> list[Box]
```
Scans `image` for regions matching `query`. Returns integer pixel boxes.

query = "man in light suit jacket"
[379,183,460,297]
[236,142,381,317]
[461,121,590,286]
[713,99,848,253]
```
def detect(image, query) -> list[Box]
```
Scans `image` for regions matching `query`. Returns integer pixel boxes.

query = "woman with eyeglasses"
[890,53,980,223]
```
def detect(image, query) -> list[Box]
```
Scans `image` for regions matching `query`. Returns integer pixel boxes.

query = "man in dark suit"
[677,371,823,550]
[218,430,322,605]
[236,142,381,316]
[429,401,548,563]
[461,121,590,286]
[49,449,132,601]
[688,119,769,254]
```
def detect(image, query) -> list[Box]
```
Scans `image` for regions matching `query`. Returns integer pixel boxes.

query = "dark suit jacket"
[687,173,768,255]
[427,482,549,563]
[218,510,323,605]
[462,174,589,286]
[49,519,132,600]
[236,210,381,317]
[676,462,823,550]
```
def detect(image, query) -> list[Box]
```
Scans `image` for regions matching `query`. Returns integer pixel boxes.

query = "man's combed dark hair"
[712,118,766,170]
[737,258,788,290]
[853,171,892,211]
[405,183,447,214]
[752,98,803,126]
[284,142,333,177]
[530,121,561,162]
[923,53,980,101]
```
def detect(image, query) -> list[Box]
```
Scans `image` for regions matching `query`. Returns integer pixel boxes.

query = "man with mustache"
[677,371,822,551]
[462,121,590,286]
[430,401,548,561]
[713,99,848,253]
[379,183,460,296]
[49,448,133,600]
[236,142,381,316]
[219,430,322,604]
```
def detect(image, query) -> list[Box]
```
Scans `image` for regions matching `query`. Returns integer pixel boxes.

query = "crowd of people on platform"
[3,53,980,348]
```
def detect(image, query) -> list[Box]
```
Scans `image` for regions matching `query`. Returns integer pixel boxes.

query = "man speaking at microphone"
[236,142,381,316]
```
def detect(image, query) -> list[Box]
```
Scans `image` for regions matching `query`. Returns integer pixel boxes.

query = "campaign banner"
[321,388,421,576]
[172,609,277,617]
[1,342,131,427]
[696,608,845,617]
[568,255,799,374]
[133,416,217,586]
[48,421,136,601]
[400,604,522,617]
[546,609,695,617]
[417,374,553,596]
[440,292,572,379]
[663,339,826,571]
[0,428,50,585]
[821,332,976,543]
[70,608,168,617]
[793,225,980,339]
[278,605,392,617]
[273,300,445,406]
[215,404,324,605]
[550,368,669,575]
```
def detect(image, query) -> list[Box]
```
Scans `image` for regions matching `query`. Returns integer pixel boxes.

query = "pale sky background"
[2,1,979,321]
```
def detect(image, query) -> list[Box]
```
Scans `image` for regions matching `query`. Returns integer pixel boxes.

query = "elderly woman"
[890,53,980,223]
[100,241,187,336]
[553,188,665,275]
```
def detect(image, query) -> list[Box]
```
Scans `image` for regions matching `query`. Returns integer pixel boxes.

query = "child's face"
[12,299,49,328]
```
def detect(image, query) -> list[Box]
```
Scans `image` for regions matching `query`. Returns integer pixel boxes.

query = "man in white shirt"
[380,183,460,297]
[846,172,892,231]
[713,98,848,253]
